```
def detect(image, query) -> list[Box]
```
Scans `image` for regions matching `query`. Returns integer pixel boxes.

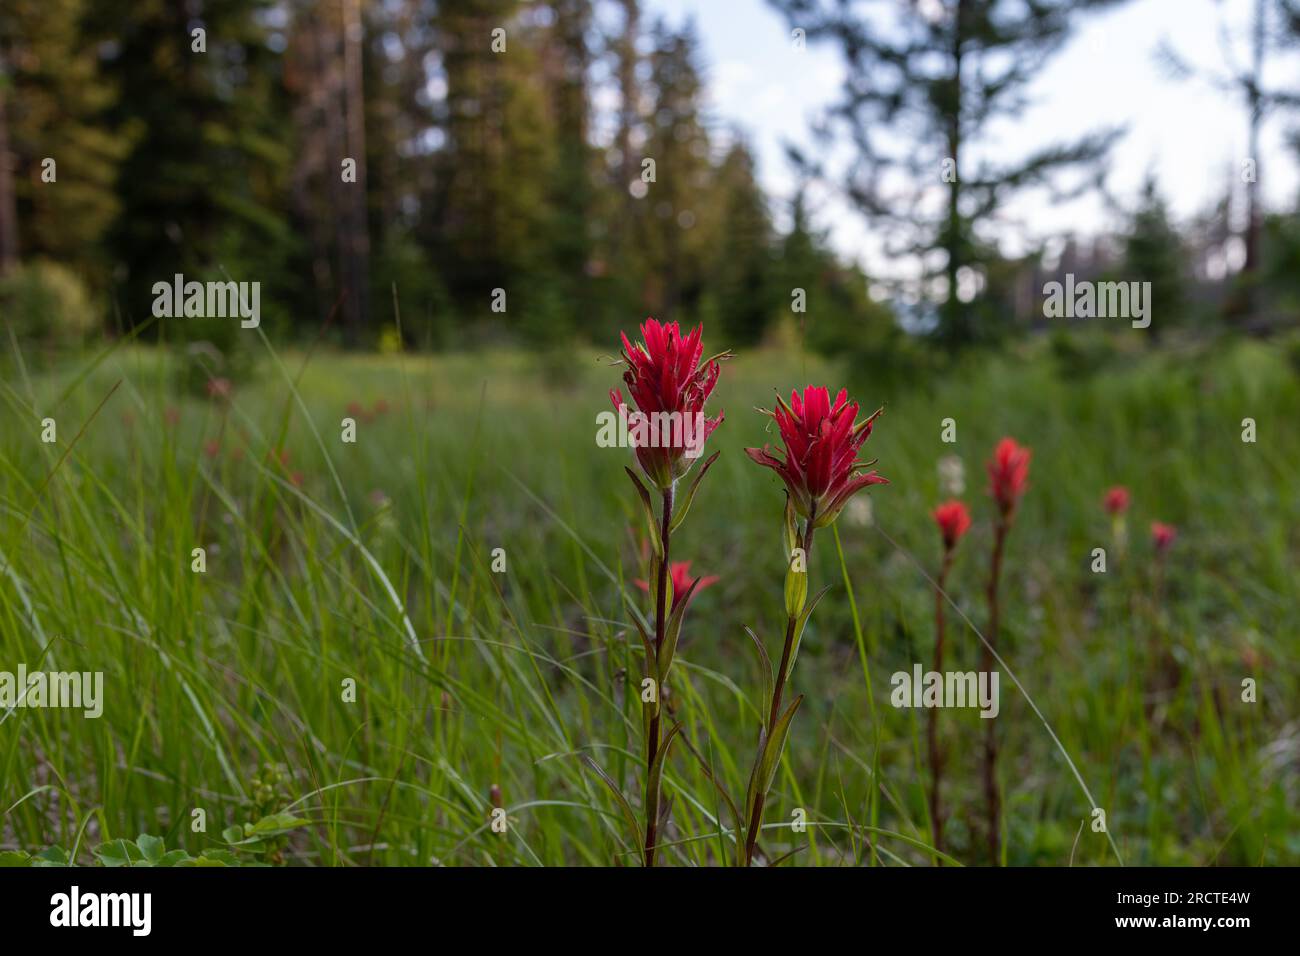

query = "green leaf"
[579,754,642,851]
[645,722,684,822]
[136,833,165,864]
[656,576,701,682]
[628,611,656,678]
[180,849,242,867]
[752,696,804,815]
[94,839,144,867]
[743,625,774,713]
[624,467,662,557]
[783,494,798,557]
[786,586,831,681]
[32,845,71,867]
[246,812,308,837]
[784,560,807,619]
[221,825,246,844]
[156,850,189,867]
[669,451,719,533]
[0,850,33,867]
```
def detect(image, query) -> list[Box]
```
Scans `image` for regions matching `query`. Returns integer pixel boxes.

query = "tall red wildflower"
[932,499,972,552]
[988,437,1031,518]
[611,318,725,490]
[745,386,887,528]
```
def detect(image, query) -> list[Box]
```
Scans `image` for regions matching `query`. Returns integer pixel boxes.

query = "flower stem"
[982,519,1007,866]
[743,516,815,866]
[928,549,953,863]
[643,485,674,867]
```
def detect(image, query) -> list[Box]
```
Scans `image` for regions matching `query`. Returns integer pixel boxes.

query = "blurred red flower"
[987,437,1031,518]
[634,560,718,610]
[932,499,972,550]
[1103,485,1130,515]
[1151,522,1177,553]
[206,377,232,401]
[745,386,886,528]
[611,318,724,489]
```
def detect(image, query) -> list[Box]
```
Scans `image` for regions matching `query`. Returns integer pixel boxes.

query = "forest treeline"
[0,0,883,356]
[2,0,1300,364]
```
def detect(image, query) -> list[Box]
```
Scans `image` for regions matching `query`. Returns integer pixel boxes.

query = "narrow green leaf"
[743,625,774,712]
[656,576,701,681]
[782,494,798,557]
[580,754,643,851]
[669,450,719,533]
[786,586,832,681]
[754,695,804,809]
[625,466,662,557]
[646,723,684,827]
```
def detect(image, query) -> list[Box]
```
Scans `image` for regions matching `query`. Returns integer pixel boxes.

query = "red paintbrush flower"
[206,377,232,401]
[634,560,718,610]
[987,437,1031,518]
[1151,522,1177,553]
[933,499,972,551]
[745,386,886,528]
[1103,486,1130,516]
[611,318,726,489]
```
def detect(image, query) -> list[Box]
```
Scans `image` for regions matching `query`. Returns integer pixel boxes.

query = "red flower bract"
[634,560,718,610]
[1103,485,1130,516]
[745,386,887,528]
[988,437,1031,518]
[1151,521,1177,553]
[611,318,725,489]
[932,499,972,550]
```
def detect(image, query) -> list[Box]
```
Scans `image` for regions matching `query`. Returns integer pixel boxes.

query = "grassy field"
[1,332,1297,866]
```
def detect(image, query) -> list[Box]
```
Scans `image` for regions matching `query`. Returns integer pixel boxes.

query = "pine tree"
[767,0,1125,350]
[0,0,126,283]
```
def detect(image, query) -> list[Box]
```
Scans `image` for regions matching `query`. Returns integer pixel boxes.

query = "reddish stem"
[982,518,1007,865]
[928,549,953,862]
[643,485,674,867]
[743,514,815,866]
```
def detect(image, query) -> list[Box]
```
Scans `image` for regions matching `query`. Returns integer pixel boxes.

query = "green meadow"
[1,334,1297,866]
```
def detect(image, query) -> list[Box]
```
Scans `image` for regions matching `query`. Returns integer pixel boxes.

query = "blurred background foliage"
[1,0,1294,376]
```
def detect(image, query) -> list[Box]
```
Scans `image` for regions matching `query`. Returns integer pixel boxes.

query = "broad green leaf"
[94,839,144,867]
[136,833,165,863]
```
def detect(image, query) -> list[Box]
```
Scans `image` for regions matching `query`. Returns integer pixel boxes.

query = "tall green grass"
[1,334,1296,865]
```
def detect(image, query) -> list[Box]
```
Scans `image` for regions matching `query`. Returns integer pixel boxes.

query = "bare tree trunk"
[941,0,966,347]
[1241,0,1265,307]
[340,0,371,337]
[0,62,19,277]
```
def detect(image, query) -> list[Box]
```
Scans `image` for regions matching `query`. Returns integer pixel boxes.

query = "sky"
[640,0,1300,278]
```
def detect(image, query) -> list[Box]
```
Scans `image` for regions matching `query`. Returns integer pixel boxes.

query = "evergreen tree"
[767,0,1125,350]
[1121,176,1187,338]
[707,139,777,346]
[0,0,125,285]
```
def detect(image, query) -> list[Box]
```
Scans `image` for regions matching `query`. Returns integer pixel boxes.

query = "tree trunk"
[0,63,19,277]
